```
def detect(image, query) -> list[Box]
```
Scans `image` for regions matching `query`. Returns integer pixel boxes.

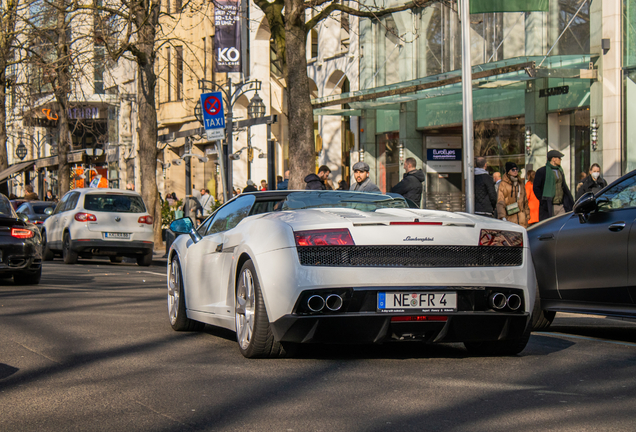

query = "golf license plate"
[104,232,130,239]
[377,291,457,313]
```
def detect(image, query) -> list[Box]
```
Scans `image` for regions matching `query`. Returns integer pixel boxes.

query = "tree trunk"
[284,0,314,190]
[55,4,70,196]
[135,2,162,247]
[0,63,9,196]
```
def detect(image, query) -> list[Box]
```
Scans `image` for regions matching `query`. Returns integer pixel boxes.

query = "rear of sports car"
[254,208,535,355]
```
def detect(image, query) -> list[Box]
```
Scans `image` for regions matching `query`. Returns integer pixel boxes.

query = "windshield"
[0,197,17,218]
[281,191,408,212]
[84,194,147,213]
[33,204,55,214]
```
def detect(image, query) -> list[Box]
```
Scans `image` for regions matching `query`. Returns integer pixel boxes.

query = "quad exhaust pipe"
[307,294,344,312]
[488,292,522,311]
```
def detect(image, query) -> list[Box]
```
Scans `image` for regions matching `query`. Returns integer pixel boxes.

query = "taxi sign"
[200,92,226,133]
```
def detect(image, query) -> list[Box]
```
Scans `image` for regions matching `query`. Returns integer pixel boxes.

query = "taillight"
[75,213,97,222]
[294,229,355,246]
[479,229,523,247]
[138,216,154,224]
[11,228,34,239]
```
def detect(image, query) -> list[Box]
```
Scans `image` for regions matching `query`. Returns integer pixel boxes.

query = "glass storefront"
[624,0,636,173]
[376,132,400,192]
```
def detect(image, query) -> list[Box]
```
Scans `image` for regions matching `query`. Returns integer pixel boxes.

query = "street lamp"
[248,93,266,119]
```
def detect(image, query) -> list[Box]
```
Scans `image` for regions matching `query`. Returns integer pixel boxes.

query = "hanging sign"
[214,0,241,73]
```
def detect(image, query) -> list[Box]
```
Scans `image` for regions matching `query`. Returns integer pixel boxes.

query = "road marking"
[536,331,636,348]
[137,271,167,277]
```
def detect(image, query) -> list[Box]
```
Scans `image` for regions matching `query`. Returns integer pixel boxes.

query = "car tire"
[136,252,153,266]
[42,231,55,261]
[110,256,123,263]
[168,256,204,331]
[531,284,556,330]
[62,232,78,264]
[14,267,42,285]
[464,326,531,356]
[235,260,293,358]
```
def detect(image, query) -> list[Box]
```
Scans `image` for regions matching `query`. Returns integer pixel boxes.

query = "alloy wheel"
[168,259,180,325]
[235,268,255,350]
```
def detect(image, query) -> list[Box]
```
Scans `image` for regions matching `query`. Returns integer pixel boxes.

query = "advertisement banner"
[214,0,241,73]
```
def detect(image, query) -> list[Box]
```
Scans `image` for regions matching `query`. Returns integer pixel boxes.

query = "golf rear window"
[84,194,146,213]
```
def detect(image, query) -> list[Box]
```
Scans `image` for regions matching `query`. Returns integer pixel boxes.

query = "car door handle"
[538,234,554,241]
[216,243,223,252]
[608,222,626,232]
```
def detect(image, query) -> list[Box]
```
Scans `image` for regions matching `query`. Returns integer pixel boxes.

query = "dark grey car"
[529,169,636,329]
[16,201,56,229]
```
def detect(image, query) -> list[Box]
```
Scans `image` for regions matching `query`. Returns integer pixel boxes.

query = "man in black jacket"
[304,165,331,190]
[391,157,425,206]
[533,150,574,221]
[474,157,497,217]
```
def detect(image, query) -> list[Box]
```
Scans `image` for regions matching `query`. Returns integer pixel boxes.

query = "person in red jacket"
[525,170,540,225]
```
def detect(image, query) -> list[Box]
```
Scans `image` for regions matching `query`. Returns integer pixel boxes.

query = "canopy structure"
[0,161,35,184]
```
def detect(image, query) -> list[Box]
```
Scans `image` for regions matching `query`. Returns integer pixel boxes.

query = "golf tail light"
[75,213,97,222]
[138,215,154,224]
[294,229,355,246]
[11,228,34,239]
[479,229,523,247]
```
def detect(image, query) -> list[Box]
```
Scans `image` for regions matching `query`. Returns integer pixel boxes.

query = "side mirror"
[169,217,201,243]
[17,213,29,223]
[44,207,54,215]
[573,192,596,223]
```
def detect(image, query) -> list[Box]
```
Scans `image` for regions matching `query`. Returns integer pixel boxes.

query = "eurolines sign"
[427,149,462,161]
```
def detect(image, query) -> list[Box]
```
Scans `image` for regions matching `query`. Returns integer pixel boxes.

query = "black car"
[529,169,636,329]
[16,201,55,229]
[0,194,43,284]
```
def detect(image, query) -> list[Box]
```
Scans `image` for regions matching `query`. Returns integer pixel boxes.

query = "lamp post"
[198,78,262,199]
[246,93,266,182]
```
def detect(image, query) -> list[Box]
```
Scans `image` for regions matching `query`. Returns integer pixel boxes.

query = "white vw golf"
[42,188,154,265]
[168,191,536,358]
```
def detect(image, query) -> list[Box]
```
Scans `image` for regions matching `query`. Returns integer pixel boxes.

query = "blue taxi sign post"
[200,91,227,202]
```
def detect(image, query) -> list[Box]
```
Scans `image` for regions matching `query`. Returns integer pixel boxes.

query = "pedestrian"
[391,157,425,205]
[304,165,331,190]
[166,192,178,206]
[337,180,349,190]
[45,190,56,202]
[349,162,381,193]
[243,180,258,192]
[24,185,38,201]
[277,170,290,190]
[492,171,502,193]
[473,157,497,218]
[191,185,201,200]
[496,162,530,227]
[199,189,214,217]
[533,150,574,221]
[576,163,607,199]
[126,182,135,191]
[525,170,540,225]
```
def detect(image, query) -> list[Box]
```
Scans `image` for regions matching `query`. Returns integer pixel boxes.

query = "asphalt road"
[1,260,636,432]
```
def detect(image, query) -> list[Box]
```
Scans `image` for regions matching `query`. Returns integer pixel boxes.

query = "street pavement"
[1,261,636,432]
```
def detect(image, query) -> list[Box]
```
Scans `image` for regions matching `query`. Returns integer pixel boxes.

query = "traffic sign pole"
[215,140,228,203]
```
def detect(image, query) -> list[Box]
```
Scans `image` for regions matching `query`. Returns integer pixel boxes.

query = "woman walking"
[576,163,608,199]
[496,162,530,228]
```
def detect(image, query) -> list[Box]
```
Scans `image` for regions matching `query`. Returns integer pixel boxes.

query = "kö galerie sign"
[214,0,241,73]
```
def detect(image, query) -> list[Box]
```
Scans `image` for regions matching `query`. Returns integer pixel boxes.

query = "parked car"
[10,199,26,211]
[16,201,55,228]
[529,169,636,329]
[0,193,43,284]
[168,190,536,358]
[41,188,154,266]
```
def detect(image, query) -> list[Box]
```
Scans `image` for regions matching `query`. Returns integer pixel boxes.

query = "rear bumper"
[270,313,530,344]
[71,239,154,256]
[0,241,42,273]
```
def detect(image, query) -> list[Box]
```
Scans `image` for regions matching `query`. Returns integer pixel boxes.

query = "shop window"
[376,132,400,193]
[624,0,636,68]
[551,0,590,56]
[473,118,525,176]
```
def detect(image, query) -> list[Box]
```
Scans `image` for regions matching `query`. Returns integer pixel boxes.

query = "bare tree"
[252,0,431,189]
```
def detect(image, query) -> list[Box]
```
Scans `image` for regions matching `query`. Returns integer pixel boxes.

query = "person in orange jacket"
[525,170,540,225]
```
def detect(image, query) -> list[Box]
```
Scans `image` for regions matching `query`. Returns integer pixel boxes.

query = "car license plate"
[377,292,457,313]
[104,232,130,239]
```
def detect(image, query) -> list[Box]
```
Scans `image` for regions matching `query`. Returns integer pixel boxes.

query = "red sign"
[204,96,222,116]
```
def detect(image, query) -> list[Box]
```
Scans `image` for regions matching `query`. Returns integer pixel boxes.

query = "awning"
[0,161,35,183]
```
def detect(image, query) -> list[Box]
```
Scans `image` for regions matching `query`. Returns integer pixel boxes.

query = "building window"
[173,0,182,13]
[94,45,105,94]
[176,46,183,101]
[340,13,350,51]
[311,29,318,59]
[166,47,171,102]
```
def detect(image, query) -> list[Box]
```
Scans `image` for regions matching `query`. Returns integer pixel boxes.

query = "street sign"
[206,128,224,140]
[200,92,225,132]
